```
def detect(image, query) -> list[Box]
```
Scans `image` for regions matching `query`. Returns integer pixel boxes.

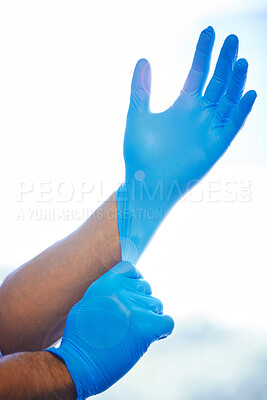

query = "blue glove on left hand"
[117,26,257,263]
[46,262,174,400]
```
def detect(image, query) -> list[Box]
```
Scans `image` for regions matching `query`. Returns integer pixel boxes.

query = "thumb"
[129,58,151,112]
[110,261,143,279]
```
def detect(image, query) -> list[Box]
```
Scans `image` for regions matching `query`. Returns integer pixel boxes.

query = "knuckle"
[137,279,152,294]
[152,298,163,313]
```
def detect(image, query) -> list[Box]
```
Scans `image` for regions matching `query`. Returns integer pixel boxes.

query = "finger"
[110,261,143,279]
[124,277,152,295]
[147,313,175,341]
[214,58,248,124]
[101,263,143,294]
[181,26,215,96]
[129,58,151,112]
[221,90,257,146]
[204,34,238,104]
[130,293,163,315]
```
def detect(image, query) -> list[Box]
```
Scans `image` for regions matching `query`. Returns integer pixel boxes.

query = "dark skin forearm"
[0,192,121,354]
[0,351,76,400]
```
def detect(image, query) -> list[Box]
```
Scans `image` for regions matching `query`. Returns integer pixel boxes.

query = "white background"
[0,0,266,334]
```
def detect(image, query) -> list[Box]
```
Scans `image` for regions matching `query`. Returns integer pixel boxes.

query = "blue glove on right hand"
[117,27,257,263]
[46,262,174,400]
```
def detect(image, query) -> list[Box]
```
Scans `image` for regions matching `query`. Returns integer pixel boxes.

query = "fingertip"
[243,89,257,103]
[235,58,248,71]
[112,261,143,278]
[240,90,257,113]
[136,58,150,67]
[226,33,239,46]
[198,26,215,53]
[134,58,151,81]
[224,34,239,60]
[247,89,257,101]
[130,58,151,110]
[206,25,215,34]
[202,25,215,38]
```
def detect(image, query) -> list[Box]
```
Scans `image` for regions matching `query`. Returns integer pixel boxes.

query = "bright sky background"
[0,0,266,332]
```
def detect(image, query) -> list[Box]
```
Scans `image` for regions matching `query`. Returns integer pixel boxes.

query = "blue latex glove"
[117,26,257,263]
[46,261,174,400]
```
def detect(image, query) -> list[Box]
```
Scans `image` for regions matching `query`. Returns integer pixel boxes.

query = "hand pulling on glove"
[46,261,174,400]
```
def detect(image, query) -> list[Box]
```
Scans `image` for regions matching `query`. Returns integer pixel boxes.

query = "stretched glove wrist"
[116,180,178,263]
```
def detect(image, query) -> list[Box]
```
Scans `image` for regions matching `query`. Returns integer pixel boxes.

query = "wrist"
[42,351,77,399]
[46,344,96,400]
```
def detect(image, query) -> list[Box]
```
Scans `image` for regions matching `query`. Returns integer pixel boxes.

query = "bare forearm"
[0,351,76,400]
[0,192,121,354]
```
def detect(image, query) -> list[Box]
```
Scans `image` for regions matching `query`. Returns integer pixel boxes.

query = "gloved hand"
[46,261,174,400]
[117,26,257,263]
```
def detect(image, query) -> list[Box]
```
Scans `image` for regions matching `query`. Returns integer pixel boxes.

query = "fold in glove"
[117,26,256,263]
